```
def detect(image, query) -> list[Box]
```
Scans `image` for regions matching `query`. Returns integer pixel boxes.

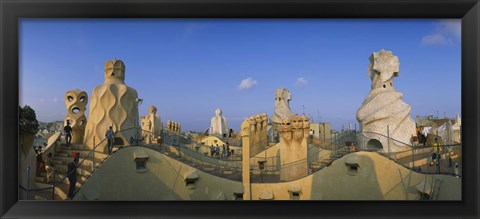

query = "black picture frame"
[1,0,479,218]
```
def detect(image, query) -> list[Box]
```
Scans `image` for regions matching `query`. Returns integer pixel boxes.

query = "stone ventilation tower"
[166,120,181,134]
[83,58,139,151]
[64,89,88,144]
[210,108,228,136]
[278,114,310,181]
[356,49,416,152]
[247,113,268,156]
[141,105,162,144]
[240,119,252,200]
[270,88,295,141]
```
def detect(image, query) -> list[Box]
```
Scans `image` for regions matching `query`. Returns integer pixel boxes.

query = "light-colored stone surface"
[310,122,332,141]
[40,132,61,160]
[74,147,243,200]
[141,105,162,144]
[241,119,251,200]
[271,88,294,124]
[19,133,38,199]
[251,151,461,200]
[201,136,225,147]
[74,148,461,200]
[260,113,268,147]
[64,89,88,144]
[249,139,332,176]
[83,59,139,150]
[253,113,268,147]
[166,120,181,134]
[452,113,461,143]
[279,114,309,181]
[244,113,269,156]
[356,50,416,152]
[193,136,243,156]
[210,108,228,135]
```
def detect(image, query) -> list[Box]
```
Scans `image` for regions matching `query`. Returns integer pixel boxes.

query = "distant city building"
[309,122,332,141]
[141,105,162,144]
[416,114,461,143]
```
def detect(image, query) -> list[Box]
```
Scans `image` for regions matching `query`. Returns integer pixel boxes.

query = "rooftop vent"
[134,150,149,173]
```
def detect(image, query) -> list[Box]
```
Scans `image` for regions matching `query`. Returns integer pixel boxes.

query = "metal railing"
[19,127,136,200]
[248,130,356,183]
[161,128,241,161]
[309,130,357,153]
[250,155,280,174]
[189,142,242,161]
[22,126,314,197]
[21,126,462,199]
[249,130,462,183]
[136,127,244,181]
[155,143,243,181]
[357,131,462,177]
[249,138,273,157]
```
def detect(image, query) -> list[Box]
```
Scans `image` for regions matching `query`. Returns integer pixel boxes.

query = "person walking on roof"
[105,126,115,155]
[64,121,72,147]
[67,153,80,200]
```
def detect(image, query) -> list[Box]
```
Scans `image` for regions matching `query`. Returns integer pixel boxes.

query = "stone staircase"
[34,143,109,200]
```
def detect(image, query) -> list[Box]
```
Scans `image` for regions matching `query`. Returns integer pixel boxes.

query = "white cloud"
[421,20,460,46]
[439,20,461,38]
[52,97,59,103]
[421,34,448,46]
[296,77,308,86]
[237,77,257,90]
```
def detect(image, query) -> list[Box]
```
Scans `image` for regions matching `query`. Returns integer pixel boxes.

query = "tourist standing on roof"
[45,152,55,183]
[64,120,72,147]
[105,126,115,155]
[67,152,79,200]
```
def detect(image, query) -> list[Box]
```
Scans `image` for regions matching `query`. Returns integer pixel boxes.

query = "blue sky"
[20,19,461,132]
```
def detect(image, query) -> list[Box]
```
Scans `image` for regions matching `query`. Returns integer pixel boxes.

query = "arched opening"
[366,139,383,150]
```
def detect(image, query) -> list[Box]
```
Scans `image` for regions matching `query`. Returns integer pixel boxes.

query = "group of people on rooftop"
[415,126,458,174]
[209,142,232,159]
[61,121,116,199]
